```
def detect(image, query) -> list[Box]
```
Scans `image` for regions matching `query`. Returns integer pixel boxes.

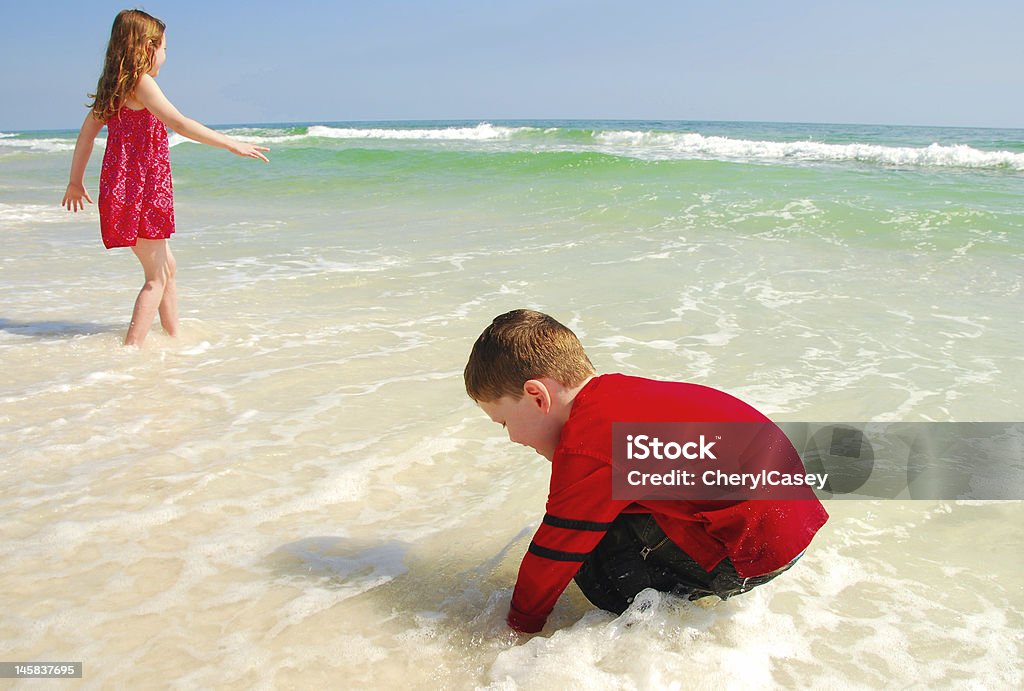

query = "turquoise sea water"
[1,120,1022,688]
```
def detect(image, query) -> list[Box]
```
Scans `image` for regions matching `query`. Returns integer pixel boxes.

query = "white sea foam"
[596,130,1024,170]
[167,132,188,148]
[219,129,310,144]
[0,131,181,151]
[0,202,80,225]
[307,122,523,141]
[0,136,82,154]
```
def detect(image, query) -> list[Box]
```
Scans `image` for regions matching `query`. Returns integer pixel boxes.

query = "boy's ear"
[522,379,552,413]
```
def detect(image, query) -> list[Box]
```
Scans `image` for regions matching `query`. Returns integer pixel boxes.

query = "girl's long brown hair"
[88,9,165,122]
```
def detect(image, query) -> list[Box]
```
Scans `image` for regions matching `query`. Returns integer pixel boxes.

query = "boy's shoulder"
[568,374,771,442]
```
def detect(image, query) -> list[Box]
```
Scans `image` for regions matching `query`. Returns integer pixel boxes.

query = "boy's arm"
[507,523,608,633]
[134,74,269,162]
[62,112,104,212]
[507,455,628,633]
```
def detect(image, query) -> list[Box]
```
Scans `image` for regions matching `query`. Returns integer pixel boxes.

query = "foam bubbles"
[307,122,524,141]
[0,202,82,225]
[0,136,81,154]
[595,130,1024,170]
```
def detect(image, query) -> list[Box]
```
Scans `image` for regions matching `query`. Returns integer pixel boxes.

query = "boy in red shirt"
[464,309,828,634]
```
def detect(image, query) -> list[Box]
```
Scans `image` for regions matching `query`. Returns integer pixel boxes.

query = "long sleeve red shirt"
[507,374,829,633]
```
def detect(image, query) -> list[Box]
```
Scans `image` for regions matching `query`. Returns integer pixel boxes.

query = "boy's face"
[479,389,564,461]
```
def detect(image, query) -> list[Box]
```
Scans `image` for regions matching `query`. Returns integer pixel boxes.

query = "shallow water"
[1,121,1022,688]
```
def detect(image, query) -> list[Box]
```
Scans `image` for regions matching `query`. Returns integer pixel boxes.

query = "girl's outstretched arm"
[62,112,105,212]
[135,74,269,162]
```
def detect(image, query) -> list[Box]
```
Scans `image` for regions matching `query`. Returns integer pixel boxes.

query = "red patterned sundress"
[98,106,175,249]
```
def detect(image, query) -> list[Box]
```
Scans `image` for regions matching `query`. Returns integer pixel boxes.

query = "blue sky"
[2,0,1021,131]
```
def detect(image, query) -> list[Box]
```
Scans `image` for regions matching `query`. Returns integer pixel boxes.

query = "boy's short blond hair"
[464,309,596,402]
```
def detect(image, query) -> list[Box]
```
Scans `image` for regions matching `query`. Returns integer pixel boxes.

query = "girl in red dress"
[62,9,269,346]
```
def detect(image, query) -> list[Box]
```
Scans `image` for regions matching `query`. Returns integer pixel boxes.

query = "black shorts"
[573,513,798,615]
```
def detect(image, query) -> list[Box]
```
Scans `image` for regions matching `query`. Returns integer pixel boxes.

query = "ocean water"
[1,120,1022,689]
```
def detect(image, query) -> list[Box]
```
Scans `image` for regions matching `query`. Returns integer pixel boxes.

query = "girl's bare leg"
[125,238,178,346]
[157,242,178,337]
